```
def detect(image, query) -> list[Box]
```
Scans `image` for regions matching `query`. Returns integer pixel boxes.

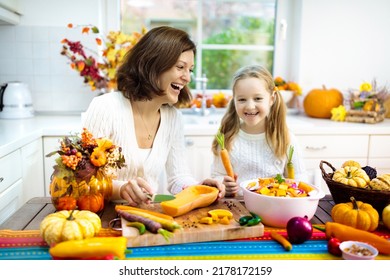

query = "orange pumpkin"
[56,196,77,211]
[303,86,343,118]
[77,193,104,213]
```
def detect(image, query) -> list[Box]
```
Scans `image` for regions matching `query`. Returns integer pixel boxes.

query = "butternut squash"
[160,185,219,217]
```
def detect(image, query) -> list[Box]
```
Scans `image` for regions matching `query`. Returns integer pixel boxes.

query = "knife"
[146,193,175,203]
[136,167,175,202]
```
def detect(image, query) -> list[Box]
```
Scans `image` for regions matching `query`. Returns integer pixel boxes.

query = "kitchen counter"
[1,195,334,230]
[1,112,390,158]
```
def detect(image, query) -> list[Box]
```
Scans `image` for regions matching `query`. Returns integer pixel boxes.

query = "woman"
[211,65,308,197]
[83,26,225,206]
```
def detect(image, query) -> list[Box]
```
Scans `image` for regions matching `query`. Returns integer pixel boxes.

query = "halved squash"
[160,185,219,217]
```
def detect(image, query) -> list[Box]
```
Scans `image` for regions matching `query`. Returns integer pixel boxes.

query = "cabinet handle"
[185,138,194,147]
[305,146,327,150]
[0,177,3,183]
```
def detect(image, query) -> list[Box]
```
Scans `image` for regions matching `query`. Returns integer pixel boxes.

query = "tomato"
[327,237,342,256]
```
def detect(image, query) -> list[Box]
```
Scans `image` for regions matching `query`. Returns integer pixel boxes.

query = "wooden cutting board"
[121,198,264,247]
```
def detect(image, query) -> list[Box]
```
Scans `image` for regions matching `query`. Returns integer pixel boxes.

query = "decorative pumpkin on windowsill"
[303,85,343,118]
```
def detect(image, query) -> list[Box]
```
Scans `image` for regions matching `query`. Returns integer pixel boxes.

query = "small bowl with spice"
[339,241,378,260]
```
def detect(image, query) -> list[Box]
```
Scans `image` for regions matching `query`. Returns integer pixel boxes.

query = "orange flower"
[46,128,125,184]
[82,27,90,34]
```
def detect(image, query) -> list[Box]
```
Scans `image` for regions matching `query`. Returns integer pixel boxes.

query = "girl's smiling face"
[234,77,275,133]
[158,50,194,104]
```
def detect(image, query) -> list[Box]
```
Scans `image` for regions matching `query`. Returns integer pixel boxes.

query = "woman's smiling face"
[234,77,275,133]
[158,50,194,104]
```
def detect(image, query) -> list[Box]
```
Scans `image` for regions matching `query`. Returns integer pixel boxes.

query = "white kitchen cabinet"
[0,139,45,225]
[0,150,23,225]
[21,138,44,204]
[296,135,369,194]
[43,136,63,197]
[0,180,22,225]
[184,135,214,182]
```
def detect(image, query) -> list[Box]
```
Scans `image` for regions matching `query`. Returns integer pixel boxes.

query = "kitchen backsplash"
[0,25,97,114]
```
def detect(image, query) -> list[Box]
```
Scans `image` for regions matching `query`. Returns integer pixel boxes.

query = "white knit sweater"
[211,129,309,192]
[82,91,197,200]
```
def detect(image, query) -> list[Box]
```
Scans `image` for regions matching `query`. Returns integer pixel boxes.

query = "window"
[121,0,276,90]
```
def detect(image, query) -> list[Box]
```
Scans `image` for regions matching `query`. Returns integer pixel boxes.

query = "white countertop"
[1,112,390,158]
[183,112,390,135]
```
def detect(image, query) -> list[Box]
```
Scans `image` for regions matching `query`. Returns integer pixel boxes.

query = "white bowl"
[279,90,294,104]
[339,241,378,260]
[240,179,325,228]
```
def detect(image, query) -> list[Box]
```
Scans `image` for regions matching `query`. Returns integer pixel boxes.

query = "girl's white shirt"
[211,129,309,194]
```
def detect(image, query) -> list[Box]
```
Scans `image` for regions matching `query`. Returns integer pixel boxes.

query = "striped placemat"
[1,227,389,260]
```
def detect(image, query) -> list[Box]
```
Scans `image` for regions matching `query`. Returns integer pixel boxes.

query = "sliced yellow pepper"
[199,217,214,224]
[219,216,230,225]
[208,209,233,219]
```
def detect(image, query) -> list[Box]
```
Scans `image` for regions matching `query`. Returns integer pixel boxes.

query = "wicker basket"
[320,160,390,213]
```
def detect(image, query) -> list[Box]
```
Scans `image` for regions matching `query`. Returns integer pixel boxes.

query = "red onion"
[286,215,313,244]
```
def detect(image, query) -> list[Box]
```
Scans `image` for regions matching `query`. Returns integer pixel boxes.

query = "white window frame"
[102,0,298,85]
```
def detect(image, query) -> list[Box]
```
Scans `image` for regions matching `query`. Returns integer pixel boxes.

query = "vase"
[49,169,113,213]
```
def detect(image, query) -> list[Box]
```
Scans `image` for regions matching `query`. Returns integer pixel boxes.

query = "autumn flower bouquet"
[46,128,125,212]
[61,24,146,92]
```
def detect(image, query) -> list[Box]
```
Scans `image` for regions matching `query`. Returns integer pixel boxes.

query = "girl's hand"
[120,177,153,206]
[223,175,239,197]
[200,178,226,199]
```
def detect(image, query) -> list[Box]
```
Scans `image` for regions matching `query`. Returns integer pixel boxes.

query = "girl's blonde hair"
[212,64,290,159]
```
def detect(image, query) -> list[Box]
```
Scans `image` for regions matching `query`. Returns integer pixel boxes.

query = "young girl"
[211,65,308,197]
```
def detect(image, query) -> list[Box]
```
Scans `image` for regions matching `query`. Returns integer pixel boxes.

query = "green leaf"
[91,26,100,34]
[274,174,285,183]
[215,130,225,150]
[287,145,294,163]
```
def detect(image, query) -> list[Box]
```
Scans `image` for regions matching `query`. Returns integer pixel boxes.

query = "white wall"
[294,0,390,94]
[0,0,389,113]
[0,0,119,113]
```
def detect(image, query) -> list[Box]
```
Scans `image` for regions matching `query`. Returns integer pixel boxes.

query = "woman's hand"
[119,177,153,206]
[223,175,239,197]
[200,178,226,199]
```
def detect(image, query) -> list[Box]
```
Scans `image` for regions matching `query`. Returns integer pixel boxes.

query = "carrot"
[314,222,390,255]
[117,209,181,232]
[270,231,293,251]
[215,131,235,179]
[117,210,172,241]
[286,145,294,179]
[115,204,174,220]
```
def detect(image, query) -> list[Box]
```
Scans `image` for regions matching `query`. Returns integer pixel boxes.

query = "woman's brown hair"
[212,65,290,159]
[116,26,196,106]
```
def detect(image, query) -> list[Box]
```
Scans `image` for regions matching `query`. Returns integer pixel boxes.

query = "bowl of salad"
[240,176,325,228]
